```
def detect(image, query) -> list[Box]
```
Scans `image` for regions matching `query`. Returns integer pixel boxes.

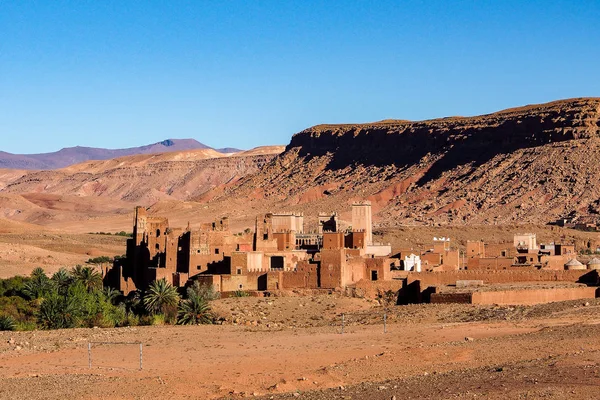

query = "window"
[239,284,243,289]
[215,248,220,255]
[197,265,202,270]
[156,229,161,237]
[270,256,284,270]
[237,268,242,275]
[371,270,378,281]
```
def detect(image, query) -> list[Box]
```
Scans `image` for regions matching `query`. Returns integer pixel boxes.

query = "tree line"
[0,266,218,331]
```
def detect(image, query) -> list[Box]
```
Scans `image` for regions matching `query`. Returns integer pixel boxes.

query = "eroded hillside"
[209,98,600,226]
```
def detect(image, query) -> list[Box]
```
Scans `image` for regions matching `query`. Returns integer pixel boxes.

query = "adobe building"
[104,203,394,295]
[464,234,580,271]
[352,201,373,245]
[420,237,460,271]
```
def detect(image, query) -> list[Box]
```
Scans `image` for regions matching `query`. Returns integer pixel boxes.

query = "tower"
[351,201,372,245]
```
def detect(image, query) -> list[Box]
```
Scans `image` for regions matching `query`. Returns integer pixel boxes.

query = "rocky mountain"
[0,139,240,170]
[2,98,600,231]
[207,97,600,226]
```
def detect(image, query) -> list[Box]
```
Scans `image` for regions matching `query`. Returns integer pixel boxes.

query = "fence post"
[384,312,387,334]
[88,343,92,369]
[139,343,143,370]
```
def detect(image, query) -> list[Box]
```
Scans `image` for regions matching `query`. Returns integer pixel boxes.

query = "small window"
[197,265,202,270]
[155,243,160,250]
[371,270,378,281]
[237,268,242,275]
[239,284,243,289]
[156,229,161,237]
[215,248,220,255]
[197,250,201,254]
[501,251,507,257]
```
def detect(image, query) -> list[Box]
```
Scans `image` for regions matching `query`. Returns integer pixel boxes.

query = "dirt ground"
[1,295,599,400]
[0,232,127,278]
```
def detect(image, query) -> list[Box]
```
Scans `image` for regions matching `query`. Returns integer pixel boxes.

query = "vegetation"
[0,269,217,331]
[0,315,17,331]
[143,278,180,316]
[87,256,113,265]
[89,231,133,237]
[232,290,250,298]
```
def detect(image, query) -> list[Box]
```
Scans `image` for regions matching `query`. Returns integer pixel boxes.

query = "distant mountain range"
[0,139,240,170]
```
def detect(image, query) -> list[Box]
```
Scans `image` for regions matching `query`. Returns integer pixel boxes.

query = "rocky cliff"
[213,98,600,226]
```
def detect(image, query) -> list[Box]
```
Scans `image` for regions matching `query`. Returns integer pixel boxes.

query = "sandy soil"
[1,296,599,399]
[0,233,127,277]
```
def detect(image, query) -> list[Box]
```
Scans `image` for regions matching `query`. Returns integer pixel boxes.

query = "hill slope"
[208,97,600,226]
[0,139,240,170]
[1,146,284,206]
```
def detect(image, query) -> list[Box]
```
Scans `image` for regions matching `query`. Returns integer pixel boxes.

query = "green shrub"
[0,315,16,331]
[232,290,249,298]
[38,292,80,329]
[0,276,30,297]
[151,314,166,325]
[187,282,220,302]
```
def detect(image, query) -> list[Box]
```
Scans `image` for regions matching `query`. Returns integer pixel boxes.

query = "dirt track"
[1,297,599,399]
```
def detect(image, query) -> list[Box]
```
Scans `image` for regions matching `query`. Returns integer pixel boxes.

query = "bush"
[0,276,30,297]
[0,315,16,331]
[187,282,220,302]
[0,296,38,328]
[151,314,166,326]
[86,256,112,265]
[38,292,80,329]
[232,290,249,298]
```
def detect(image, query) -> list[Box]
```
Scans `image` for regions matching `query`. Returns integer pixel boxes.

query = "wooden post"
[384,312,387,334]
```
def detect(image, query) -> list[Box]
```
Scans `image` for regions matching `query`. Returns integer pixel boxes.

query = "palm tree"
[143,279,180,315]
[51,268,72,295]
[102,287,122,305]
[23,267,54,300]
[71,265,102,292]
[177,292,213,325]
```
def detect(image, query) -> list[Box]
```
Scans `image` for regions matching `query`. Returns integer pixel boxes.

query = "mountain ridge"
[0,138,241,170]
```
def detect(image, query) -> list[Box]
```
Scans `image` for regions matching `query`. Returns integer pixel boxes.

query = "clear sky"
[1,1,599,153]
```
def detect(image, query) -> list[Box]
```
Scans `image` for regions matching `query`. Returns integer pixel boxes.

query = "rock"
[7,338,15,345]
[465,337,474,342]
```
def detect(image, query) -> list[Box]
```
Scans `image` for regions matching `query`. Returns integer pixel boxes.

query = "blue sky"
[1,1,599,153]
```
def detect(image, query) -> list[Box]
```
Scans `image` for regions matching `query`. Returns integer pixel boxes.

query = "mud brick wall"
[472,287,597,305]
[407,269,597,286]
[430,292,473,304]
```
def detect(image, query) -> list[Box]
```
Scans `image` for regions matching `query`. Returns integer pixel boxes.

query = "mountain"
[0,139,241,170]
[1,146,283,205]
[205,97,600,226]
[2,97,600,231]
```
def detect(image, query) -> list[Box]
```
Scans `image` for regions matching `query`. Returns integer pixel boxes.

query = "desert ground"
[1,294,599,400]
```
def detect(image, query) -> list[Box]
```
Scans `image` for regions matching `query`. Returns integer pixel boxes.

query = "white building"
[403,253,422,272]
